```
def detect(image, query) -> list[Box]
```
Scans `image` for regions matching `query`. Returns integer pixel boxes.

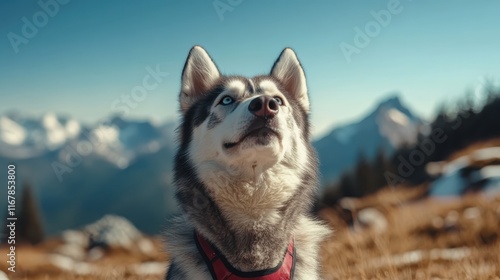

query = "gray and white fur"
[165,46,330,279]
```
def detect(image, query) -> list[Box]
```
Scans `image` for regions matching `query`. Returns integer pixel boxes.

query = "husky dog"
[165,46,330,280]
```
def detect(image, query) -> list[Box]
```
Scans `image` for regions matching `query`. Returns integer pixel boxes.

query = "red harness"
[195,232,296,280]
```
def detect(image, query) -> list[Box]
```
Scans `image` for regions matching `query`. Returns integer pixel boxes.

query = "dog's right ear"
[180,46,220,113]
[270,48,309,112]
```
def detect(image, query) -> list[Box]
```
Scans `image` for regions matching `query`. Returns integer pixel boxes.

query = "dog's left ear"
[180,46,221,113]
[270,48,309,112]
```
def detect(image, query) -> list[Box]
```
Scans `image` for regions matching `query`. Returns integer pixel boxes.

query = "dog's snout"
[248,96,279,118]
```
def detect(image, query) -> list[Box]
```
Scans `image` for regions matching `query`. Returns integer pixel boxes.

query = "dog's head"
[177,46,313,183]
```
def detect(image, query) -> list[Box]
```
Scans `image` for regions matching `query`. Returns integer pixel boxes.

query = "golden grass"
[3,192,498,279]
[0,237,169,280]
[319,191,500,280]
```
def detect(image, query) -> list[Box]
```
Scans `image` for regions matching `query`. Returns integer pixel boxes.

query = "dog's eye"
[220,96,234,105]
[274,97,283,106]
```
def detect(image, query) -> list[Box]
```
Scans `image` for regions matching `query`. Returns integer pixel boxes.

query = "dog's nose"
[248,96,279,118]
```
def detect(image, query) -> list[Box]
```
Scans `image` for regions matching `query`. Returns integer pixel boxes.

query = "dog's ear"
[270,48,309,112]
[180,46,220,113]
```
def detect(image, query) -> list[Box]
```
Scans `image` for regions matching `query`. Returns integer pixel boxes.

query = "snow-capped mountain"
[0,113,179,235]
[0,112,177,168]
[0,112,81,158]
[313,95,423,184]
[0,94,422,234]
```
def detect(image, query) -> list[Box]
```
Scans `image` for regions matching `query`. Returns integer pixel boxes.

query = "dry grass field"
[319,139,500,279]
[2,140,500,280]
[2,190,499,280]
[0,237,170,280]
[320,188,500,279]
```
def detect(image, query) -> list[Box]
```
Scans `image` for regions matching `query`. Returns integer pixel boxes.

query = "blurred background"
[1,0,500,279]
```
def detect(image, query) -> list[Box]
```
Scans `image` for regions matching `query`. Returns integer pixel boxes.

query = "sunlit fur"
[165,46,330,280]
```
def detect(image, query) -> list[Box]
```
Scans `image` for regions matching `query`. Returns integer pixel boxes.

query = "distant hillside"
[394,88,500,185]
[320,88,500,206]
[314,95,422,184]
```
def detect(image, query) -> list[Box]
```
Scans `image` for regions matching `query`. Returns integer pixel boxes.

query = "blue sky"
[1,0,500,137]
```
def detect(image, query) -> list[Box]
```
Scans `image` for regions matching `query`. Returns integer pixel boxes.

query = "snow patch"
[0,116,26,145]
[65,119,81,138]
[92,125,119,144]
[378,108,419,147]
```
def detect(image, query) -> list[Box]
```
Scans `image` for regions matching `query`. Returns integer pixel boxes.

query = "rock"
[444,210,459,226]
[61,229,89,248]
[54,244,86,260]
[432,216,444,229]
[48,254,97,275]
[84,215,142,250]
[463,207,480,220]
[357,208,388,233]
[443,210,460,232]
[73,262,95,275]
[137,238,156,256]
[87,247,105,261]
[369,247,471,269]
[339,197,359,210]
[49,254,74,271]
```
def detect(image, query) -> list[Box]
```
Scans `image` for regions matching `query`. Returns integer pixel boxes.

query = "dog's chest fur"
[166,215,329,280]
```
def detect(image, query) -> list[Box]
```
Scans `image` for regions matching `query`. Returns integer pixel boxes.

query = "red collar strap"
[194,231,296,280]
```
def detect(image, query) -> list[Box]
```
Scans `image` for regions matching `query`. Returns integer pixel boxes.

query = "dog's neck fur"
[176,152,316,272]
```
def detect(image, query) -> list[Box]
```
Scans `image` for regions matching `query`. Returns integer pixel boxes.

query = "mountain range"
[314,95,423,183]
[0,95,422,235]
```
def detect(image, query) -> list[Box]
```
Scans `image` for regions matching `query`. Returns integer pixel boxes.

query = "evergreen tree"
[17,183,45,245]
[392,88,500,185]
[0,210,9,244]
[372,147,391,190]
[338,171,355,197]
[353,153,372,196]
